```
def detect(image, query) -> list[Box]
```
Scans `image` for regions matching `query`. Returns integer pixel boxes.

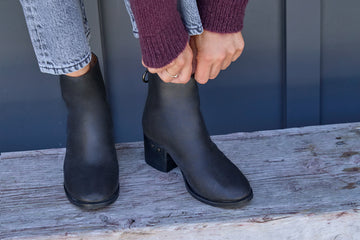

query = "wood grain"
[1,123,360,239]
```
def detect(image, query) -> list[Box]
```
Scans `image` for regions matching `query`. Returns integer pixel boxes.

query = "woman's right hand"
[143,42,194,84]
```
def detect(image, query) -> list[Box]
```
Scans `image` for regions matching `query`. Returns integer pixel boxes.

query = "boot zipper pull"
[142,69,149,83]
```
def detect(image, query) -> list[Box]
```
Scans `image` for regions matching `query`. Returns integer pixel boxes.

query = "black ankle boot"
[60,55,119,209]
[142,72,253,208]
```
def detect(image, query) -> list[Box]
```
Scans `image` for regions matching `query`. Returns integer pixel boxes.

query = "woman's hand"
[143,42,194,84]
[190,30,245,84]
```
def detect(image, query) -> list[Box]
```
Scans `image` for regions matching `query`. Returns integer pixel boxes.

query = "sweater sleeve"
[129,0,189,68]
[196,0,249,33]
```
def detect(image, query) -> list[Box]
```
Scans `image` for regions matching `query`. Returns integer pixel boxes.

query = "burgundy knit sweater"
[130,0,248,68]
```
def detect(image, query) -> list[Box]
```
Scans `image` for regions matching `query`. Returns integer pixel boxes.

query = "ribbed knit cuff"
[139,17,189,68]
[197,0,248,33]
[130,0,189,68]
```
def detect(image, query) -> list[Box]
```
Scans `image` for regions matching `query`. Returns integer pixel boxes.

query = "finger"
[173,45,194,83]
[165,63,182,78]
[194,58,211,84]
[145,58,177,74]
[231,48,243,62]
[171,61,193,84]
[157,70,173,83]
[209,63,221,79]
[221,56,232,70]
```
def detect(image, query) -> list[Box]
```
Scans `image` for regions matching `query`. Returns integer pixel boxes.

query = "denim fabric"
[20,0,203,75]
[20,0,91,75]
[177,0,203,36]
[124,0,203,38]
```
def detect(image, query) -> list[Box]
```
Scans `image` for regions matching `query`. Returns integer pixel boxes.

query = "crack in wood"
[248,215,291,223]
[341,151,359,158]
[343,167,360,173]
[341,183,357,190]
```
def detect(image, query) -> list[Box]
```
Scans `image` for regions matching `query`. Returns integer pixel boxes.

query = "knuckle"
[238,43,245,52]
[177,58,185,66]
[229,48,237,56]
[218,54,226,61]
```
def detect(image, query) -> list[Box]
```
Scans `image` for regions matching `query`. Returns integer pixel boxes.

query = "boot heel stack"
[143,134,177,172]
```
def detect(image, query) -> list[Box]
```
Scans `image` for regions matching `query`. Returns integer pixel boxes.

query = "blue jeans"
[124,0,203,38]
[20,0,203,75]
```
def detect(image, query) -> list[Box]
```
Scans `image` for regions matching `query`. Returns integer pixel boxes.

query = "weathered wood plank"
[1,123,360,239]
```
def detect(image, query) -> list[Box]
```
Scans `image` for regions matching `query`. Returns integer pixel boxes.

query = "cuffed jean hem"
[132,31,139,39]
[20,0,91,76]
[38,51,92,75]
[187,26,204,36]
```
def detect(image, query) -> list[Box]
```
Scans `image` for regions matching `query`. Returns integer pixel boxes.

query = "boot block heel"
[143,134,177,172]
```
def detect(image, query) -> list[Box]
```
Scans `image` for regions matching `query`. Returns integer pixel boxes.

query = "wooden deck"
[1,123,360,239]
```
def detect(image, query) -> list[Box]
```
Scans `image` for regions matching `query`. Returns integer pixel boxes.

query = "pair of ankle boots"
[60,55,253,210]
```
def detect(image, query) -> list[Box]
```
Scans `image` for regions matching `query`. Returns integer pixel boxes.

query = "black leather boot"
[142,72,253,208]
[60,55,119,209]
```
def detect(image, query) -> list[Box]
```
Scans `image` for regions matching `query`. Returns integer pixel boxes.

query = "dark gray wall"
[321,0,360,124]
[1,0,359,153]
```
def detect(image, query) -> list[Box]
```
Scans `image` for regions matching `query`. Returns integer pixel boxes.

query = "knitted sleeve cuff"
[139,17,189,68]
[130,0,189,68]
[197,0,249,33]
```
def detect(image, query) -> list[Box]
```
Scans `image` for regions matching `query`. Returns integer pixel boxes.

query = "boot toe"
[63,164,119,209]
[64,184,119,210]
[184,175,253,208]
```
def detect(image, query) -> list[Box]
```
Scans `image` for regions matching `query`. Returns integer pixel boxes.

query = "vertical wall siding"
[0,1,66,152]
[1,0,359,152]
[320,0,360,124]
[285,0,321,127]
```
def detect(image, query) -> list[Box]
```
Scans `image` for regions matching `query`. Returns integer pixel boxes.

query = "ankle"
[65,63,91,77]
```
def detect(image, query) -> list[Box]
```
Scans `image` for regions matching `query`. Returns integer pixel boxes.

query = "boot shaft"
[60,55,107,108]
[142,73,210,153]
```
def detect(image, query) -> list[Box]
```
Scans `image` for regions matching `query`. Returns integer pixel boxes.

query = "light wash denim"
[20,0,203,75]
[124,0,203,38]
[20,0,91,75]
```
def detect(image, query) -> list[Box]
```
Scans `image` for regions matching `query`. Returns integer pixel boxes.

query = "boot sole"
[184,177,253,209]
[64,185,119,210]
[144,134,253,208]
